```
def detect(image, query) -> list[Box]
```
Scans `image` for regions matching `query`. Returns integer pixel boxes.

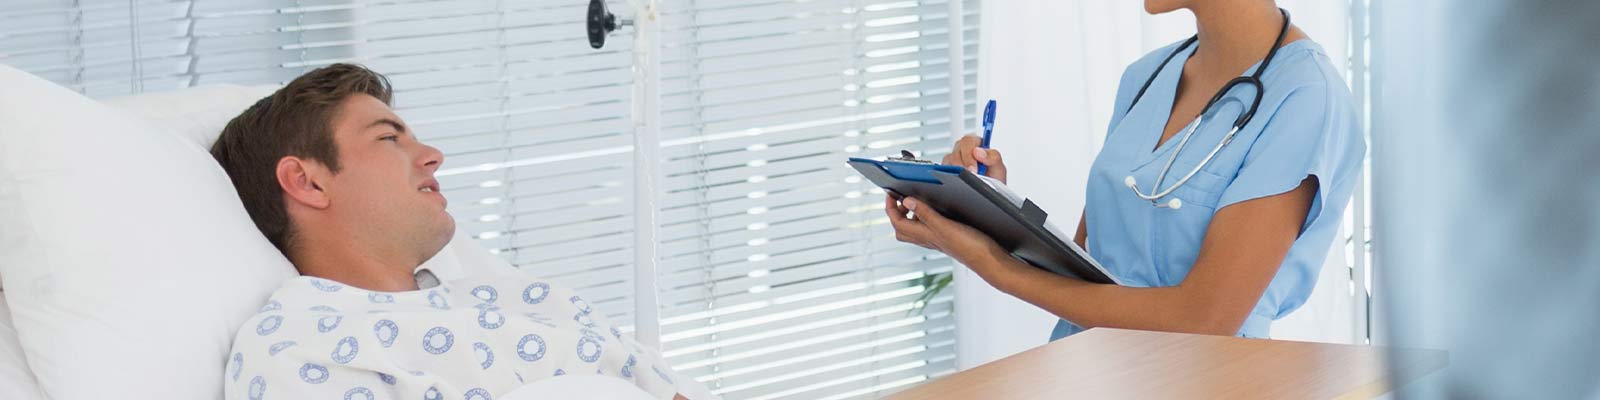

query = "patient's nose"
[418,143,444,171]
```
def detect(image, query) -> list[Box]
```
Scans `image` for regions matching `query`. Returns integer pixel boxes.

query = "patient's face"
[323,94,455,264]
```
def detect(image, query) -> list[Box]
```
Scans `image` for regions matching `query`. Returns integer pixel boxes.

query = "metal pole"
[631,0,663,349]
[127,0,145,93]
[947,0,968,369]
[1348,0,1372,345]
[1365,0,1387,347]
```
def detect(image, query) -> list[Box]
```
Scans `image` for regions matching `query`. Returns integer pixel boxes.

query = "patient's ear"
[276,156,331,209]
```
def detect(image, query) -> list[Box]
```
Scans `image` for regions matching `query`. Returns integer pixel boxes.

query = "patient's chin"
[442,211,457,235]
[420,216,456,258]
[403,209,455,265]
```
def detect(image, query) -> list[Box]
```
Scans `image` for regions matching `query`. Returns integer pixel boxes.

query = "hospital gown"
[223,274,678,400]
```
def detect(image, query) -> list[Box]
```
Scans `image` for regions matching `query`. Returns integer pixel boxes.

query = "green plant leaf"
[908,271,954,316]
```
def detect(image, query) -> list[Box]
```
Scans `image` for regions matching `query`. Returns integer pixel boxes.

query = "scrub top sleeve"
[1216,83,1350,233]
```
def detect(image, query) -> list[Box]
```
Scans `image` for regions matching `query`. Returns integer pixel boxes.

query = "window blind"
[653,0,977,398]
[2,0,978,398]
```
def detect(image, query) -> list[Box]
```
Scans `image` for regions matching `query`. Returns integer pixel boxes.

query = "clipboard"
[848,155,1121,285]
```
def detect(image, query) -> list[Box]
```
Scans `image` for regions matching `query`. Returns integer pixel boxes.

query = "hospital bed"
[0,64,713,400]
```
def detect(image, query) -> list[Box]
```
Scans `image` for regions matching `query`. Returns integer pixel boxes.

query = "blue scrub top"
[1051,39,1366,340]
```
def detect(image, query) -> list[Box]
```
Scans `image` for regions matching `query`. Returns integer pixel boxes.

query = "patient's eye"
[380,135,399,142]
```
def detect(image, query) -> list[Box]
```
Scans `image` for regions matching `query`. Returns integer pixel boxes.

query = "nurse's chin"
[1142,0,1188,15]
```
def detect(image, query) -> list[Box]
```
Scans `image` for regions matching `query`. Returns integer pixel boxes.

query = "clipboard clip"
[1019,199,1049,226]
[888,150,935,165]
[864,150,954,186]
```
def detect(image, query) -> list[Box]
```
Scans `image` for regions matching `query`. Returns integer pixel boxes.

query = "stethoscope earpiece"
[1123,176,1137,189]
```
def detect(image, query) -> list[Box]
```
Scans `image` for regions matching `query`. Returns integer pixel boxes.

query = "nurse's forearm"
[977,254,1243,336]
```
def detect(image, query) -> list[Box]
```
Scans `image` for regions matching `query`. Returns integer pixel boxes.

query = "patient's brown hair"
[210,63,393,256]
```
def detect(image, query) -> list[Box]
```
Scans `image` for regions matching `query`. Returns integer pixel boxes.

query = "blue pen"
[978,100,997,175]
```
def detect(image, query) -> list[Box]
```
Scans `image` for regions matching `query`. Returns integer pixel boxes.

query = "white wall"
[958,0,1356,369]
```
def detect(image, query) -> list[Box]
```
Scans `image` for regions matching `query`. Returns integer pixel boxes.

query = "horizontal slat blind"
[1,0,640,325]
[655,0,978,398]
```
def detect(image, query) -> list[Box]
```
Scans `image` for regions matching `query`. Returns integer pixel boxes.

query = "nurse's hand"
[886,195,1011,276]
[943,134,1008,184]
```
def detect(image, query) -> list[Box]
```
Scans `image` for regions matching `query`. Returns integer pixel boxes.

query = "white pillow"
[102,84,278,151]
[0,64,297,399]
[0,296,44,400]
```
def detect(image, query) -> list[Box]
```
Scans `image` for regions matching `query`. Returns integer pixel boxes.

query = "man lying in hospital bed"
[209,64,689,400]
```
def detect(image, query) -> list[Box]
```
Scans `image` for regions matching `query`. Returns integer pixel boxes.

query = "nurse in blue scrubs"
[885,0,1365,340]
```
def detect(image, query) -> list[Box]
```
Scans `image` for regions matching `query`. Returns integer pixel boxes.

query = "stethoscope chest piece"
[1124,176,1183,209]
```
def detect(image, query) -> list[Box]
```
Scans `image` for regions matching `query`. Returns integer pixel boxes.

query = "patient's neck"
[289,230,420,292]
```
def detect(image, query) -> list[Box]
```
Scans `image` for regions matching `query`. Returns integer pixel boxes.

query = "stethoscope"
[1122,8,1291,210]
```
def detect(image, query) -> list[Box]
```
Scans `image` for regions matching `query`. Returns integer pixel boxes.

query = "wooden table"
[888,328,1447,399]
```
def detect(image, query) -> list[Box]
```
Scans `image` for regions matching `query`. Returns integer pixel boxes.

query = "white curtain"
[961,0,1358,368]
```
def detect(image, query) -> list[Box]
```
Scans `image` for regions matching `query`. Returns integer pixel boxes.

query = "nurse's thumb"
[973,148,1007,183]
[906,198,952,228]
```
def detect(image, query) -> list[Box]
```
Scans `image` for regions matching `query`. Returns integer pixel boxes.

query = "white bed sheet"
[0,294,44,400]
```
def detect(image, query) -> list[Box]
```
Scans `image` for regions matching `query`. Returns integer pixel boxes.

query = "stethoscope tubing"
[1123,8,1290,209]
[1126,120,1242,205]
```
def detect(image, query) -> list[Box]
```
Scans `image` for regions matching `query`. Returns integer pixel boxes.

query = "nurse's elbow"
[1182,303,1250,336]
[1190,318,1246,336]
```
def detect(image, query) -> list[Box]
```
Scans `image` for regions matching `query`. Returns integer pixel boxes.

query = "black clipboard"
[849,155,1120,285]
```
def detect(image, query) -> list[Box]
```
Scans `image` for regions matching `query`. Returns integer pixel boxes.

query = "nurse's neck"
[1187,1,1299,76]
